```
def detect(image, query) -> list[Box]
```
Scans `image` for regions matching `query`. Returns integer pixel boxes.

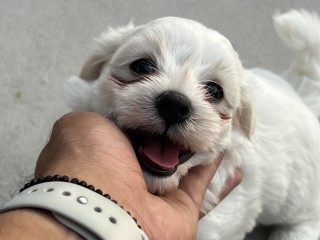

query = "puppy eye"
[130,59,155,75]
[205,82,224,101]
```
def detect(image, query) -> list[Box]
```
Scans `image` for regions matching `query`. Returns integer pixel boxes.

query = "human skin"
[0,112,241,240]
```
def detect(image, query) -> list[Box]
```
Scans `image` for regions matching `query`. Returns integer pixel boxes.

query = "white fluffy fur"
[66,10,320,240]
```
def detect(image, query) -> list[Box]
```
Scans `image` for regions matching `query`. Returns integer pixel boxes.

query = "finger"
[199,169,242,218]
[178,154,223,210]
[219,168,242,201]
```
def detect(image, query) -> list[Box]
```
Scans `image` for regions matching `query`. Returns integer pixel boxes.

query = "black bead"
[103,194,111,199]
[95,189,103,195]
[53,175,61,181]
[78,181,87,187]
[61,176,69,182]
[24,183,31,189]
[37,177,45,184]
[127,211,131,216]
[87,185,95,191]
[70,178,79,184]
[133,217,137,223]
[111,199,117,204]
[29,179,36,186]
[138,224,141,229]
[44,176,53,182]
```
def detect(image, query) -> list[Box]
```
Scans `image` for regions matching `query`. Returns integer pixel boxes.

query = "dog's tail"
[274,9,320,118]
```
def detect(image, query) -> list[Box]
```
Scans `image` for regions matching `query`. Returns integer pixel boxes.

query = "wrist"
[0,208,81,240]
[33,172,148,230]
[35,159,150,235]
[2,179,149,240]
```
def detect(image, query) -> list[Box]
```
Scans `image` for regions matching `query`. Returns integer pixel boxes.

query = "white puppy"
[66,10,320,240]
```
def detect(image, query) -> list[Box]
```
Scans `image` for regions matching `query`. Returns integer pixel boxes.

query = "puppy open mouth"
[126,129,194,177]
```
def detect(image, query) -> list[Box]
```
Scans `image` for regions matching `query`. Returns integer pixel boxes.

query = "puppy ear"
[233,80,256,139]
[80,55,106,81]
[80,23,135,81]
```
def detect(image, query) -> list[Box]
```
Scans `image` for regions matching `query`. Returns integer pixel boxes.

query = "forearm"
[0,208,82,240]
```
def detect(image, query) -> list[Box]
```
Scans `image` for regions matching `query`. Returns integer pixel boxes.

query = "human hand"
[34,112,241,240]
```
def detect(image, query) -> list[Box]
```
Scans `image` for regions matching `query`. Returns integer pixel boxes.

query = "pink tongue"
[141,135,179,170]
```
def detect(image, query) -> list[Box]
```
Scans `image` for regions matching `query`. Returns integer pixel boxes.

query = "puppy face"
[71,17,253,194]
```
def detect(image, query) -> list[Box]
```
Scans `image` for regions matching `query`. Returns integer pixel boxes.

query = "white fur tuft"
[274,9,320,118]
[274,10,320,54]
[65,76,104,112]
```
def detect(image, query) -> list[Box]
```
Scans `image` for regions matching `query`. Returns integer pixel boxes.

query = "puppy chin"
[143,164,189,194]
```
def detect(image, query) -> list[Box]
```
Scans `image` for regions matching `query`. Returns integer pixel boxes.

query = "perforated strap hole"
[94,207,102,213]
[77,196,88,204]
[109,216,117,224]
[28,189,38,193]
[44,188,54,192]
[62,191,71,196]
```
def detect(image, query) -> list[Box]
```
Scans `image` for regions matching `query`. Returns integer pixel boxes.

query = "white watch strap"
[0,182,148,240]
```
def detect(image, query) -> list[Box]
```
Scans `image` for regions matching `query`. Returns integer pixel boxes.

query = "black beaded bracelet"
[20,175,141,229]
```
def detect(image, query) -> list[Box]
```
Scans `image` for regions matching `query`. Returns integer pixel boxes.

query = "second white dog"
[66,10,320,240]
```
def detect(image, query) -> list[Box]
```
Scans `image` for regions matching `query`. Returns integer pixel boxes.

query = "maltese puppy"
[66,10,320,240]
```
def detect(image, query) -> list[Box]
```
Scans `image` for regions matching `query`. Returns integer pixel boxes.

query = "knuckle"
[52,112,103,132]
[51,112,83,140]
[52,112,108,140]
[53,112,78,130]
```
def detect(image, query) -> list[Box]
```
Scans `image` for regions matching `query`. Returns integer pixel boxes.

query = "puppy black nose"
[156,91,192,126]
